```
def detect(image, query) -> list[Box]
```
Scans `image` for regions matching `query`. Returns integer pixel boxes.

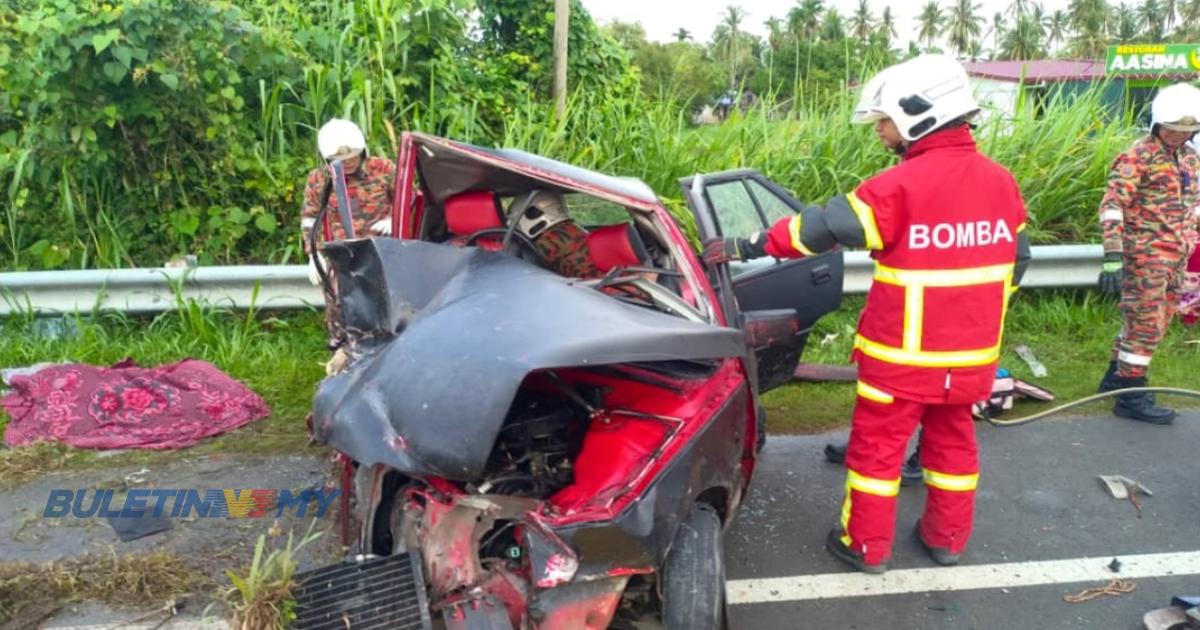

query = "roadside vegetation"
[1,0,1183,271]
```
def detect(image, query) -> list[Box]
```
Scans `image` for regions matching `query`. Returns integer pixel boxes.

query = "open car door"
[681,170,844,392]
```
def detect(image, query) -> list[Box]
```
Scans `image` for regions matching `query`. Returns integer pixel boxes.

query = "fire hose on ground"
[985,387,1200,427]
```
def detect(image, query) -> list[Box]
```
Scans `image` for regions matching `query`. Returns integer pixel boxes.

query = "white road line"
[727,550,1200,605]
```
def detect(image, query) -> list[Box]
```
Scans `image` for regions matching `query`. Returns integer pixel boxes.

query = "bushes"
[0,0,1135,271]
[0,0,297,268]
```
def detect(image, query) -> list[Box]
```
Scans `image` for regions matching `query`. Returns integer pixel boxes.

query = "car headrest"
[587,223,651,273]
[444,191,503,236]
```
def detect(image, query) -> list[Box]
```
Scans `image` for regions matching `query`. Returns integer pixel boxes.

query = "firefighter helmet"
[317,119,367,160]
[853,54,980,142]
[1151,83,1200,133]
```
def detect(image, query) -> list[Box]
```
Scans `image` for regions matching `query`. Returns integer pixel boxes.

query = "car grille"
[292,552,432,630]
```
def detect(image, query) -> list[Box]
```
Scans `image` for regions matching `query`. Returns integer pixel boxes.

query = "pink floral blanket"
[2,359,270,449]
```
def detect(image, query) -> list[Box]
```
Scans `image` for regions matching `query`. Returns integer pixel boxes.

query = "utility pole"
[553,0,569,119]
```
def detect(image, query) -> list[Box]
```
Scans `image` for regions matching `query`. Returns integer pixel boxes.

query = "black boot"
[901,447,923,487]
[1099,368,1175,425]
[823,442,847,464]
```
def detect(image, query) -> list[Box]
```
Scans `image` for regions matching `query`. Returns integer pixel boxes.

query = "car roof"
[409,132,661,212]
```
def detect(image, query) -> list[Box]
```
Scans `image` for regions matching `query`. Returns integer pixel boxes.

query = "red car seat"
[445,191,504,251]
[586,223,651,273]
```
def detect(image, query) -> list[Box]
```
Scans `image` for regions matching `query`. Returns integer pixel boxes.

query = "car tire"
[662,503,726,630]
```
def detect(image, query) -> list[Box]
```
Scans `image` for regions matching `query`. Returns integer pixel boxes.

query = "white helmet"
[853,54,980,141]
[517,190,570,239]
[317,118,367,160]
[1151,83,1200,133]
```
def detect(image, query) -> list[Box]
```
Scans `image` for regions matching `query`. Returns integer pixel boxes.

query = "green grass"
[763,291,1200,433]
[0,306,329,482]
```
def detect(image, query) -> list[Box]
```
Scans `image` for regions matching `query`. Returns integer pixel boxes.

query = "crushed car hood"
[312,239,745,480]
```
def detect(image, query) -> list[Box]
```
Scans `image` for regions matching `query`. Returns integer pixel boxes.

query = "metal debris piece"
[1142,606,1189,630]
[1108,558,1122,573]
[1014,344,1048,378]
[1098,475,1154,500]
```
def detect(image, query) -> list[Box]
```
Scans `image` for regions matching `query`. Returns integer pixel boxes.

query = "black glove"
[1097,251,1122,295]
[701,234,767,265]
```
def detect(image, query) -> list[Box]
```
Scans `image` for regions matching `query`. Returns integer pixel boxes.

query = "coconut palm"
[1182,0,1200,38]
[787,0,825,40]
[1046,10,1069,53]
[918,1,945,50]
[820,8,846,41]
[849,0,875,41]
[1000,13,1045,59]
[946,0,983,56]
[713,6,748,91]
[1163,0,1178,29]
[673,28,693,42]
[1008,0,1031,18]
[1139,0,1166,40]
[878,6,898,47]
[765,17,786,52]
[988,11,1005,53]
[1067,0,1109,58]
[1112,2,1140,41]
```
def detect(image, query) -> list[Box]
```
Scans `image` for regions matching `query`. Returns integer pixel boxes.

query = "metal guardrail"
[0,245,1103,316]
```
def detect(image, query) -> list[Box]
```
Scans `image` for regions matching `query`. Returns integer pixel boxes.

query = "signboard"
[1106,44,1200,75]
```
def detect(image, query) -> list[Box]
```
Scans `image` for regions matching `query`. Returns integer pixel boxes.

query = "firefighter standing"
[300,118,397,285]
[1096,83,1200,424]
[703,55,1032,574]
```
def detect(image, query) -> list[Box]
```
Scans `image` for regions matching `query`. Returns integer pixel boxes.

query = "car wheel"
[662,503,726,630]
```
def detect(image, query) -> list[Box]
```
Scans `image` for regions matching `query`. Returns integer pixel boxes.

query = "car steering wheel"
[464,228,550,267]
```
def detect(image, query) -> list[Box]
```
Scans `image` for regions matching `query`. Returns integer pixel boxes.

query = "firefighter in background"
[704,55,1032,574]
[1096,83,1200,424]
[300,118,397,285]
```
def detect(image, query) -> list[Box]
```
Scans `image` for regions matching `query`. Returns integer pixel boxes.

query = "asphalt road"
[725,410,1200,630]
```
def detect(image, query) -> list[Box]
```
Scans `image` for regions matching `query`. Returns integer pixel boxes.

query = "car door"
[681,170,844,392]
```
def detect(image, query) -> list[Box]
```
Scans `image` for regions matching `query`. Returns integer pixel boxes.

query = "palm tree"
[1000,13,1045,59]
[878,6,898,47]
[988,11,1005,53]
[918,1,944,50]
[1046,9,1069,52]
[1029,2,1050,37]
[1163,0,1178,29]
[1182,0,1200,38]
[849,0,874,41]
[820,8,846,41]
[787,0,825,40]
[765,17,786,52]
[714,5,747,90]
[1007,0,1031,18]
[1139,0,1166,40]
[672,28,693,42]
[946,0,983,55]
[1067,0,1109,58]
[1113,1,1140,41]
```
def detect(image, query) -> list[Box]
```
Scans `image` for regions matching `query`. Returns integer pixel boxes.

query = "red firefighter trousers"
[838,385,979,566]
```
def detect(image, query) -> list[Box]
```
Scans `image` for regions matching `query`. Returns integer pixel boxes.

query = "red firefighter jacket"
[763,126,1028,403]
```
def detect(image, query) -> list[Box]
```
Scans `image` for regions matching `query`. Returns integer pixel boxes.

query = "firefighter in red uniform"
[704,55,1032,574]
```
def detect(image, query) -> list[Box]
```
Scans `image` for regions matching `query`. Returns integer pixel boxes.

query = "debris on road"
[106,514,173,543]
[1063,578,1136,603]
[1014,344,1048,378]
[1098,475,1154,500]
[1107,558,1122,573]
[1143,606,1190,630]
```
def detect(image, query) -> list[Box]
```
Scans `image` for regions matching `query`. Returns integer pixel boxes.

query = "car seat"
[444,191,504,251]
[585,223,651,273]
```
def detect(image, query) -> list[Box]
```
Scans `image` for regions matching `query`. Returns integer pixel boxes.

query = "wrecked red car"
[297,133,843,629]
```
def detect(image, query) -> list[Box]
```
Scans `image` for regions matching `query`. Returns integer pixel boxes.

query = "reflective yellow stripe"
[855,380,894,404]
[847,469,901,497]
[788,215,816,256]
[903,285,923,351]
[855,334,1001,368]
[874,263,1014,287]
[923,468,979,492]
[846,191,884,250]
[1017,222,1027,233]
[839,489,853,547]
